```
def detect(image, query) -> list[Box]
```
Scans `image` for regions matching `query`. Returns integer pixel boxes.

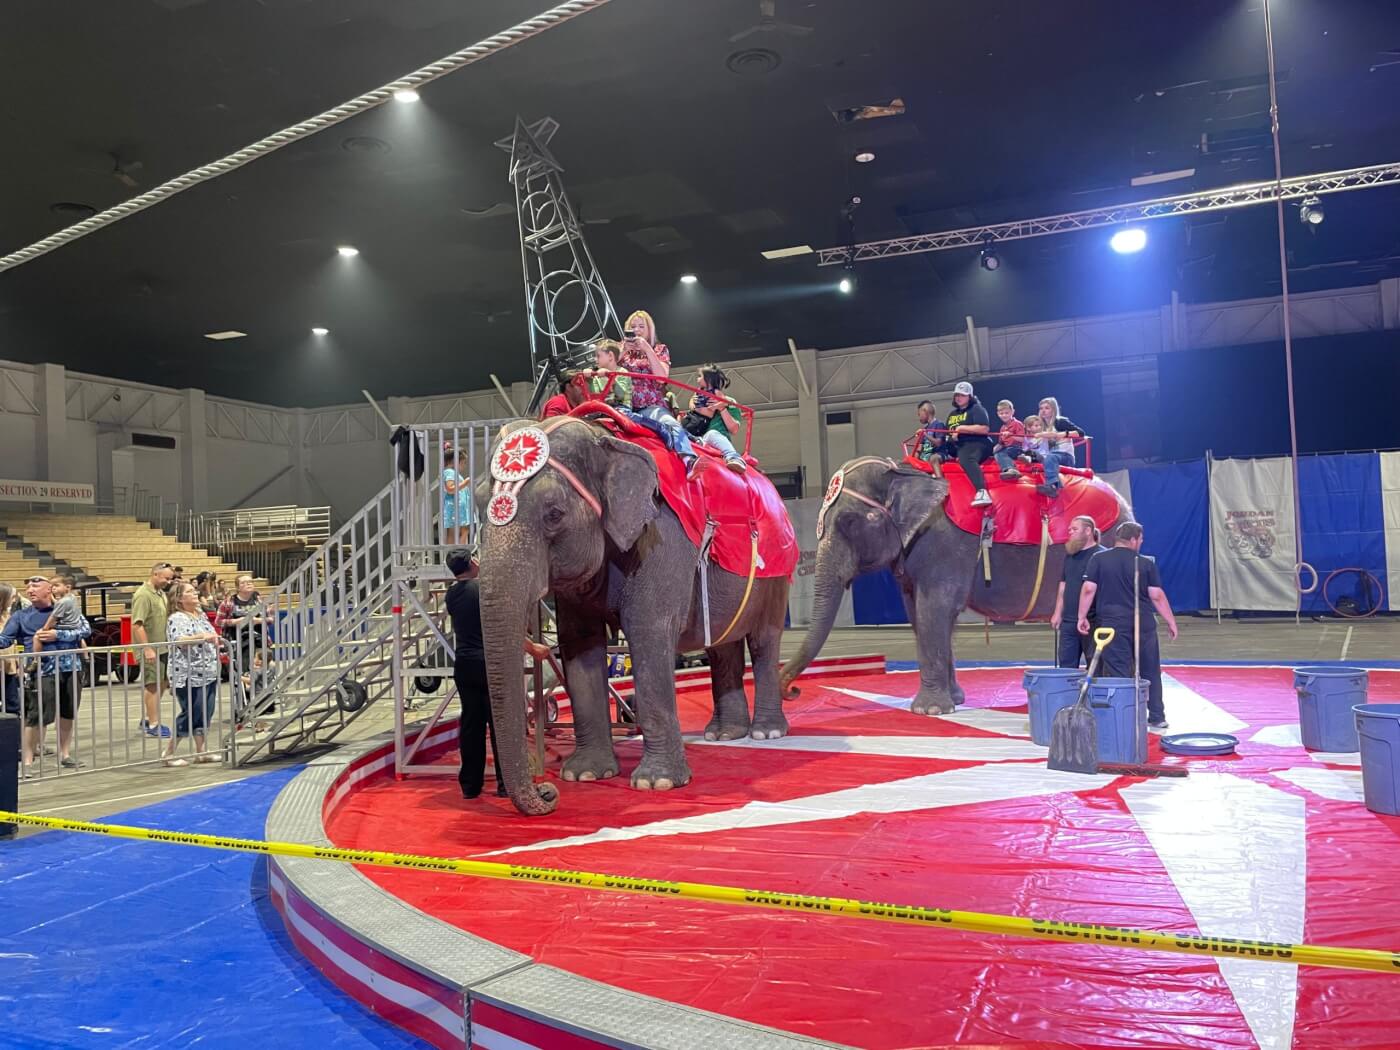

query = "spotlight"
[311,327,329,336]
[838,277,854,294]
[392,89,420,103]
[854,150,875,164]
[336,245,360,258]
[679,273,699,284]
[979,239,1001,271]
[1299,197,1324,226]
[1109,227,1148,254]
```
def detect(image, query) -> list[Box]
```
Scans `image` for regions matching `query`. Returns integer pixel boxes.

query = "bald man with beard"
[1050,515,1106,668]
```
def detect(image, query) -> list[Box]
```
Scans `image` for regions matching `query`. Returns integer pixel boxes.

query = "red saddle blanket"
[580,405,797,579]
[903,455,1121,545]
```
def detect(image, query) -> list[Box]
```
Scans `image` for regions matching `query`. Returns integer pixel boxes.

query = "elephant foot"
[561,747,620,783]
[911,688,957,716]
[749,713,789,740]
[703,717,751,741]
[951,684,966,708]
[632,755,692,791]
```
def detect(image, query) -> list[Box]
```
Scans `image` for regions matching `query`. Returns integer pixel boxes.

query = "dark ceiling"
[2,0,1399,406]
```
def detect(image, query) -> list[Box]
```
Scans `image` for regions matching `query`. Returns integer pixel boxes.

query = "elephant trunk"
[779,538,857,699]
[479,544,558,815]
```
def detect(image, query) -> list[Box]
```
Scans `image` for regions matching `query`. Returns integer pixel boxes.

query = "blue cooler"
[1086,677,1148,764]
[1023,668,1085,746]
[1356,704,1400,817]
[1294,667,1368,752]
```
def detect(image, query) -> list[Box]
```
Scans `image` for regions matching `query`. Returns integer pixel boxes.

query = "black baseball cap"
[446,545,479,577]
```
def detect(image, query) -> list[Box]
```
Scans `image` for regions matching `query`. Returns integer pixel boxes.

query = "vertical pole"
[1263,0,1305,626]
[1206,449,1222,625]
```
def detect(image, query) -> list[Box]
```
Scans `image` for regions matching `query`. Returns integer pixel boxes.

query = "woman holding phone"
[618,309,695,465]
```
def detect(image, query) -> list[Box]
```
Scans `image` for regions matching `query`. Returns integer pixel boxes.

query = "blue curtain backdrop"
[1127,460,1211,612]
[852,570,905,625]
[1297,453,1386,615]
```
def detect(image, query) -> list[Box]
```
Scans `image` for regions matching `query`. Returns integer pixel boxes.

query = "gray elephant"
[779,457,1130,716]
[477,417,792,815]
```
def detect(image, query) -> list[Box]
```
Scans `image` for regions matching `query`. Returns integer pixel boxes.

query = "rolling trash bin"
[1294,666,1368,752]
[1356,704,1400,817]
[1023,668,1085,747]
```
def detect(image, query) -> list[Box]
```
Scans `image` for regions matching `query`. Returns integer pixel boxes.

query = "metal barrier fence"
[3,634,247,783]
[182,505,332,549]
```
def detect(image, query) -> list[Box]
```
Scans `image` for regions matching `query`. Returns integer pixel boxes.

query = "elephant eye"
[544,506,566,526]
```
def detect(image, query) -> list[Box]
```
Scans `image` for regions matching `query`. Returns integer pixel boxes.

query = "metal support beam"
[816,161,1400,266]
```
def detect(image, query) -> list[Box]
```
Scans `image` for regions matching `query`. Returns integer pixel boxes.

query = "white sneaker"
[725,457,747,473]
[970,490,992,508]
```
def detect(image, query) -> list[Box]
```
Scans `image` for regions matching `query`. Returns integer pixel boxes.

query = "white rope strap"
[0,0,613,273]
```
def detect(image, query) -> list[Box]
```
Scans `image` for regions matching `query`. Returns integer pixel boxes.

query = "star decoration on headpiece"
[491,427,550,483]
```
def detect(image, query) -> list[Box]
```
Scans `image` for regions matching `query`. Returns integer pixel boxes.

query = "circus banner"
[1209,456,1299,611]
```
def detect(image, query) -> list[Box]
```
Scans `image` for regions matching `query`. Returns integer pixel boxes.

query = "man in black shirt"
[946,381,994,507]
[445,547,552,799]
[1051,515,1106,668]
[1076,523,1179,729]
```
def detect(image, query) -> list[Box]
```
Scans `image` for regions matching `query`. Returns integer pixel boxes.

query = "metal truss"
[815,161,1400,266]
[497,116,621,414]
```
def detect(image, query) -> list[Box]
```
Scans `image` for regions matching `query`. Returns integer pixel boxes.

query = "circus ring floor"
[266,655,1400,1050]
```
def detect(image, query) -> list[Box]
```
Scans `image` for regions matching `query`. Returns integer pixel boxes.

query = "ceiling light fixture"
[854,150,875,164]
[838,277,853,294]
[392,89,420,103]
[311,327,329,336]
[1299,196,1325,226]
[679,273,699,284]
[761,244,814,260]
[978,237,1001,272]
[336,245,360,258]
[1109,227,1148,254]
[204,330,247,341]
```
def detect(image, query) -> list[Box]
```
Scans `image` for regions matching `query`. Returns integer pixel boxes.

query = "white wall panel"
[747,411,799,471]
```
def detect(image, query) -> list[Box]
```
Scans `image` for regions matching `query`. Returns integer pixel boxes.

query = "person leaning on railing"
[0,574,92,777]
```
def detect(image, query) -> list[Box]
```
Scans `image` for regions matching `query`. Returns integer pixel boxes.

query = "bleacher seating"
[0,545,55,587]
[0,512,269,592]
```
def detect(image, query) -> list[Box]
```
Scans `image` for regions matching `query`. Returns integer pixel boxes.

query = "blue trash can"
[1356,703,1400,817]
[1086,677,1148,764]
[1023,668,1084,746]
[1294,666,1369,752]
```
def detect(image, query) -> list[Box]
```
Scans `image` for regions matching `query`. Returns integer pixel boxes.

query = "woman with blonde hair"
[618,309,695,464]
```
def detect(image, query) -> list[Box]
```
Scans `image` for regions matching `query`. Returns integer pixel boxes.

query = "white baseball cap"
[953,381,974,397]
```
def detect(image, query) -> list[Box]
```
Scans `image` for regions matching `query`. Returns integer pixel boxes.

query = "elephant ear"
[886,468,948,549]
[599,433,660,551]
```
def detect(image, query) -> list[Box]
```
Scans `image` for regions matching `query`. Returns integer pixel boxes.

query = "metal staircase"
[232,422,503,765]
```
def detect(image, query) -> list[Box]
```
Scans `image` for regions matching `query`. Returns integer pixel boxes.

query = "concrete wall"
[4,276,1398,520]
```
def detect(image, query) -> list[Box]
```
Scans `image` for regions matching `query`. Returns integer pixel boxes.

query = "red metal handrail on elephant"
[581,371,755,457]
[902,429,1094,471]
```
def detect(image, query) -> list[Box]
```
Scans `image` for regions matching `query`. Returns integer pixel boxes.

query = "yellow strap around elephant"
[712,532,759,646]
[1020,515,1050,621]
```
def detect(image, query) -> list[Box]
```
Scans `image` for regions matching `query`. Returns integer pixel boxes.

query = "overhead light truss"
[814,161,1400,266]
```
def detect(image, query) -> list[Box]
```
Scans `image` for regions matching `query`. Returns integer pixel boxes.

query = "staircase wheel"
[335,680,369,712]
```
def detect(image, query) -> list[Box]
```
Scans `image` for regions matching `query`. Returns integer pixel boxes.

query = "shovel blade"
[1047,700,1099,774]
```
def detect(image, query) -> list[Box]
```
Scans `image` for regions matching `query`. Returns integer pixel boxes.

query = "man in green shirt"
[131,560,175,738]
[588,339,632,407]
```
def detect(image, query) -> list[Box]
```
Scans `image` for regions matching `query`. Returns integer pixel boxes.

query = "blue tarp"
[0,770,427,1049]
[1128,459,1212,612]
[852,569,907,625]
[1298,453,1386,615]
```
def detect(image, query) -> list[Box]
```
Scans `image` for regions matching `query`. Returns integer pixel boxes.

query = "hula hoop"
[1320,567,1384,619]
[1293,562,1318,595]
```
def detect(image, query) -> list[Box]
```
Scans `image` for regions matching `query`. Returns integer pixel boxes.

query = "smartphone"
[623,329,637,339]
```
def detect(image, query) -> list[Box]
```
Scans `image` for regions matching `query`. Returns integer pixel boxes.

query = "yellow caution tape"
[4,809,1398,974]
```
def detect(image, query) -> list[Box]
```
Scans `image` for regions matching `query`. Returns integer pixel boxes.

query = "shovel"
[1047,626,1114,774]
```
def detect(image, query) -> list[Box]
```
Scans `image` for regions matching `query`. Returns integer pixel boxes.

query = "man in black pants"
[946,381,994,507]
[445,547,505,799]
[1050,515,1106,668]
[1076,523,1179,730]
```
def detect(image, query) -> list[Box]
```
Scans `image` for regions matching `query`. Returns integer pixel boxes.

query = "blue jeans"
[175,680,218,738]
[993,447,1022,473]
[1042,450,1073,487]
[629,404,695,458]
[700,430,741,461]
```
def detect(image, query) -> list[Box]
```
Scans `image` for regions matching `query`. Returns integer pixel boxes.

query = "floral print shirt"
[168,611,219,688]
[620,341,671,410]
